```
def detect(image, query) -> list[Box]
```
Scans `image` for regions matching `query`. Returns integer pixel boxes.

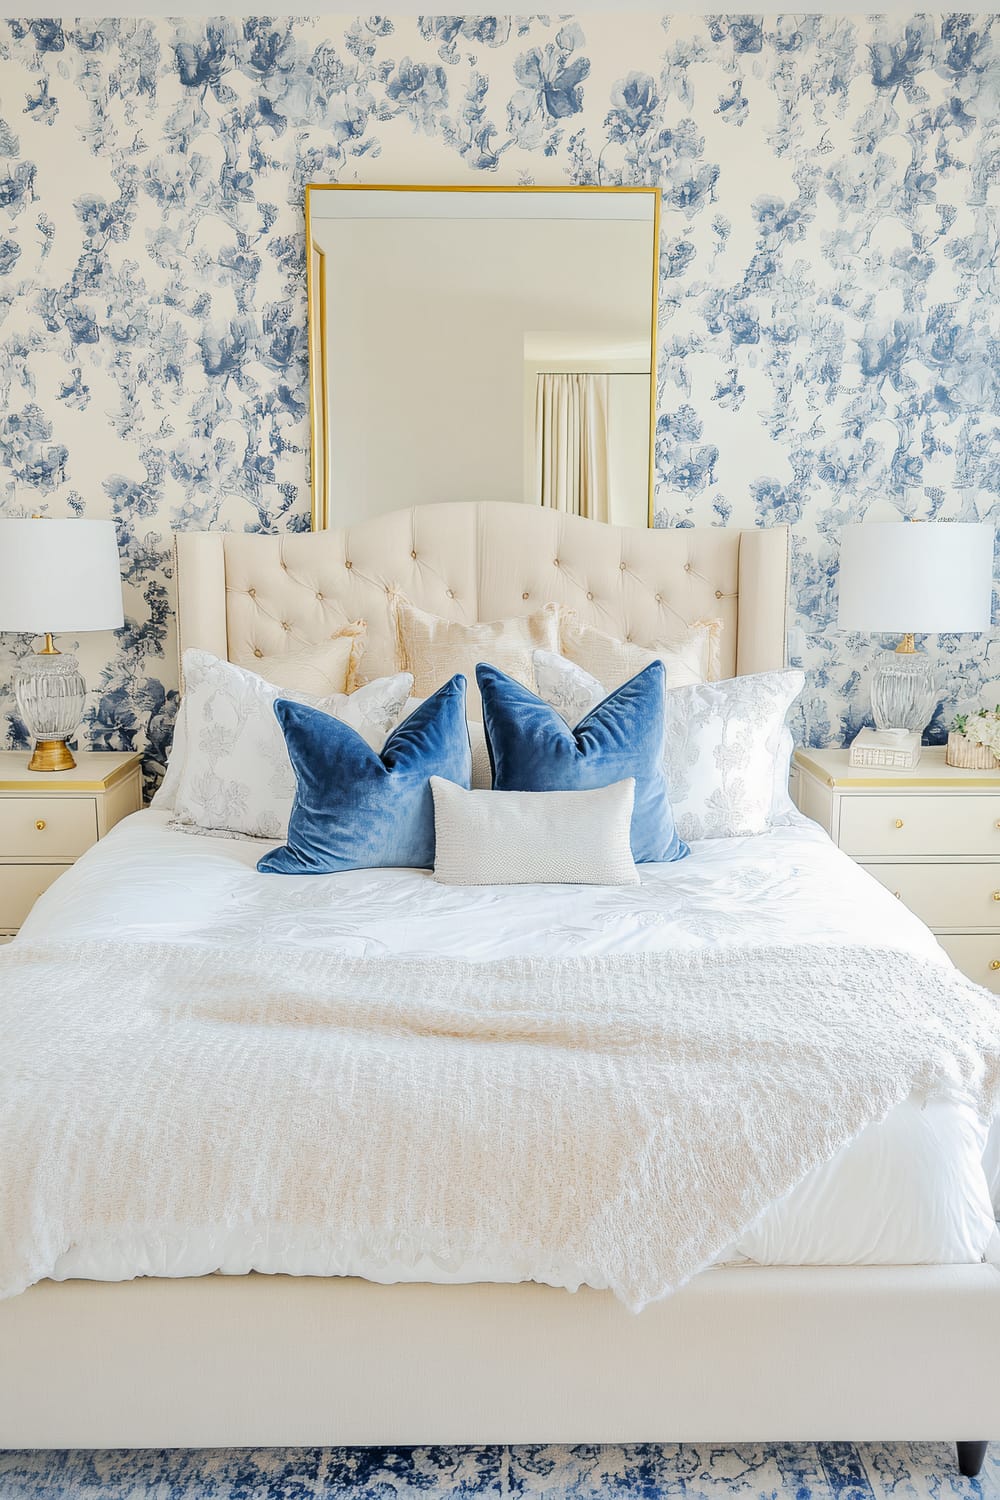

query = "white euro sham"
[663,669,804,840]
[533,651,802,839]
[166,649,413,841]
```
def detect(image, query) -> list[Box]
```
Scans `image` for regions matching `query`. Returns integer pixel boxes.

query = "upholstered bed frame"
[2,504,998,1461]
[171,501,789,684]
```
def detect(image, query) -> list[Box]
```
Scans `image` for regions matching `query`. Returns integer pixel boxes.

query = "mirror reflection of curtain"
[534,372,610,521]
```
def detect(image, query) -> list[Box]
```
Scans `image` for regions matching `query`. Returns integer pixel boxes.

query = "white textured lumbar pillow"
[430,776,639,886]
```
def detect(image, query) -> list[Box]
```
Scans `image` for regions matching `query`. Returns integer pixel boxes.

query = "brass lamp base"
[28,738,77,773]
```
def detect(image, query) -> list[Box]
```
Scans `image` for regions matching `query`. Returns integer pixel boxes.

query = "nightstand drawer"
[938,934,1000,994]
[0,797,98,858]
[839,795,1000,857]
[0,863,71,930]
[863,862,1000,930]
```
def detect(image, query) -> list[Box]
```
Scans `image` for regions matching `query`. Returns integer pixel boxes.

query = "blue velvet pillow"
[258,675,472,874]
[477,660,688,865]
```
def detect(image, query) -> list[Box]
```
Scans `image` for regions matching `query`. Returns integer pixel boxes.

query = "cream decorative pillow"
[392,597,560,719]
[430,776,639,886]
[560,614,722,691]
[168,649,413,840]
[234,623,367,696]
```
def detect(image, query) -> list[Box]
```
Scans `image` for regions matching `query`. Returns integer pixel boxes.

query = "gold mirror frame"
[305,183,661,532]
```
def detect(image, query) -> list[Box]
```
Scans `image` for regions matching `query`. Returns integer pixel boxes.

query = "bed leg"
[957,1442,988,1477]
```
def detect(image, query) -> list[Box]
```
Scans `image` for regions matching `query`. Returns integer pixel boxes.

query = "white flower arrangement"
[948,708,1000,768]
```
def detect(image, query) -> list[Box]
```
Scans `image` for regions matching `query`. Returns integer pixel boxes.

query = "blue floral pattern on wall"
[1,14,997,786]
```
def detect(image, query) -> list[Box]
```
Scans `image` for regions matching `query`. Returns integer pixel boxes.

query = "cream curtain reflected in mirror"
[534,372,610,521]
[306,186,659,531]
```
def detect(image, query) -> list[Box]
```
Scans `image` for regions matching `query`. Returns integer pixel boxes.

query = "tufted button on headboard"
[174,502,788,686]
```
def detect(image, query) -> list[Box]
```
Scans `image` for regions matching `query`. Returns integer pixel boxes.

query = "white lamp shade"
[0,519,124,635]
[838,521,995,635]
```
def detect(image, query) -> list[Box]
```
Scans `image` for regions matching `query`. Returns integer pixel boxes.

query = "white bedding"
[16,807,951,962]
[14,809,999,1284]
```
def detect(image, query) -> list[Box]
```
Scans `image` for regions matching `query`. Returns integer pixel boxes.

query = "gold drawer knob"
[991,961,1000,972]
[34,819,46,831]
[993,892,1000,902]
[894,818,904,829]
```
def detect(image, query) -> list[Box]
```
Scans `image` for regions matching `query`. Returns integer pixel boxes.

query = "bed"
[1,503,998,1462]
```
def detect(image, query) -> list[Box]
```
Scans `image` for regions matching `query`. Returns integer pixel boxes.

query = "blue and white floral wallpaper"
[1,14,997,786]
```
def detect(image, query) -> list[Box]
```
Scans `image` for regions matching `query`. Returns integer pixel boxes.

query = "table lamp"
[0,518,124,771]
[838,519,994,765]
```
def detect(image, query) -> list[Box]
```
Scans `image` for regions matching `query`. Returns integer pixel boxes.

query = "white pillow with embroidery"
[559,614,722,691]
[532,651,607,727]
[164,649,412,841]
[154,630,367,812]
[532,652,802,840]
[663,670,804,840]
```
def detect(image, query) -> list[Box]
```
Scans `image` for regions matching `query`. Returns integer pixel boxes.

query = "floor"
[0,1444,994,1499]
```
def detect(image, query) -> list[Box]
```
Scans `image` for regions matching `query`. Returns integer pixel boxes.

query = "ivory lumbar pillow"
[392,596,560,719]
[431,776,639,886]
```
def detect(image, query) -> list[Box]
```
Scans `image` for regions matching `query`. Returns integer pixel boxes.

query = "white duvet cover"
[15,810,999,1282]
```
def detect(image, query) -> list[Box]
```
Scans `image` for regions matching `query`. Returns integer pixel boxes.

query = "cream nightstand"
[794,747,1000,993]
[0,750,142,940]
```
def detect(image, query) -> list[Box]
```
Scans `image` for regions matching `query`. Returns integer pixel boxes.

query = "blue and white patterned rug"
[0,1444,995,1499]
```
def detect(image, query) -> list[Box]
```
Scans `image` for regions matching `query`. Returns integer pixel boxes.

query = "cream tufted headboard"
[174,503,788,685]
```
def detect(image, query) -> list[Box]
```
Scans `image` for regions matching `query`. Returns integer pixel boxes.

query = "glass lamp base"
[870,649,936,734]
[14,653,85,774]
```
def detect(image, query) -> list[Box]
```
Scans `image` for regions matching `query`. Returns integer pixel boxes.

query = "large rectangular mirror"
[307,185,659,532]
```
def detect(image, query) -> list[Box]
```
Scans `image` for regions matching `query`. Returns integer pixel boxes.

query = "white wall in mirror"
[307,187,657,531]
[521,334,650,530]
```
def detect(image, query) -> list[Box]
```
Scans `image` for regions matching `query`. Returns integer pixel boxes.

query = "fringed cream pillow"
[392,597,559,719]
[234,620,367,696]
[559,614,722,692]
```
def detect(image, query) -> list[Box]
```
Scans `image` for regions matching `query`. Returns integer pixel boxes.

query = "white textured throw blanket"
[3,939,1000,1308]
